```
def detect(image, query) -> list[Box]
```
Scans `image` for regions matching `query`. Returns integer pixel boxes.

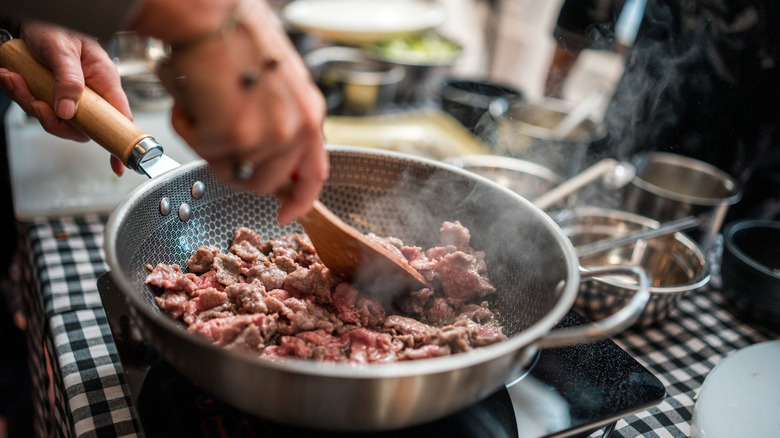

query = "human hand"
[0,20,131,176]
[153,0,328,224]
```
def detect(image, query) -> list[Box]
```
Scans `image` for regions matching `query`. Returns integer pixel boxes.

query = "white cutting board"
[6,103,199,220]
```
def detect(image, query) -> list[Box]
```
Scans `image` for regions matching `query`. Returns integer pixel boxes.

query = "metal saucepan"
[480,97,606,178]
[622,152,742,253]
[0,40,650,431]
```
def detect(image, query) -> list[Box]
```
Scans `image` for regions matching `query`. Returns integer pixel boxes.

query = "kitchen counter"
[19,213,778,438]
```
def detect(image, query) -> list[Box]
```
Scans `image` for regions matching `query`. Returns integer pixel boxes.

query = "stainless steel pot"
[304,46,405,115]
[104,147,650,431]
[444,154,565,203]
[483,98,605,178]
[622,152,742,253]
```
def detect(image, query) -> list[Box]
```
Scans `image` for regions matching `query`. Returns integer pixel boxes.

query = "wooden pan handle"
[0,39,153,166]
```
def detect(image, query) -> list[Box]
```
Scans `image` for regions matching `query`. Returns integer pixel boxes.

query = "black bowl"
[721,220,780,330]
[440,79,523,133]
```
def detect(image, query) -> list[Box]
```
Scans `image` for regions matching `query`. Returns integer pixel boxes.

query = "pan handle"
[533,264,650,349]
[0,39,159,171]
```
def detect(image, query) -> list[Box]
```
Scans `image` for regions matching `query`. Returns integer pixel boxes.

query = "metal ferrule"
[127,137,164,174]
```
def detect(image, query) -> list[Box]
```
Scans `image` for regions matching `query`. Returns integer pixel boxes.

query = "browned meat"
[440,220,472,251]
[225,282,267,314]
[424,296,457,324]
[154,291,188,319]
[145,221,507,363]
[244,260,287,290]
[188,313,277,350]
[383,315,437,347]
[213,253,243,286]
[232,227,265,249]
[434,251,496,307]
[145,264,197,294]
[346,328,400,363]
[394,287,434,318]
[283,264,338,304]
[265,330,349,361]
[187,246,220,274]
[332,283,386,328]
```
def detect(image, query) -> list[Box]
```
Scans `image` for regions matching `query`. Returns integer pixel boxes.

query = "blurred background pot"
[555,207,710,327]
[445,154,570,208]
[108,32,171,112]
[622,152,742,253]
[483,98,605,178]
[305,46,405,116]
[721,220,780,331]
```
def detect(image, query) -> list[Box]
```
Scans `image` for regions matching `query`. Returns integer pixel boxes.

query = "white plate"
[691,340,780,438]
[281,0,446,43]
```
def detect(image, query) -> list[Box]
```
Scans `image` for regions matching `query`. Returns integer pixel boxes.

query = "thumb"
[48,52,85,120]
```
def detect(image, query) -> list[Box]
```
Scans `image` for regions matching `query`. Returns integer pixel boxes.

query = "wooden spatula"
[296,199,431,290]
[0,38,431,291]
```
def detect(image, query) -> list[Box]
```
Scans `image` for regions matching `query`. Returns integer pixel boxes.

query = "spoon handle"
[533,159,618,211]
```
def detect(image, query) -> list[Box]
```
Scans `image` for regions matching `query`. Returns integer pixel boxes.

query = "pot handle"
[534,264,650,349]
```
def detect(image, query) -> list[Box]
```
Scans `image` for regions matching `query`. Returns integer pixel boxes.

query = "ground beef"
[145,221,507,363]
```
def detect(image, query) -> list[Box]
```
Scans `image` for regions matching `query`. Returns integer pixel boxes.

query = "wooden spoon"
[296,199,431,291]
[0,39,431,291]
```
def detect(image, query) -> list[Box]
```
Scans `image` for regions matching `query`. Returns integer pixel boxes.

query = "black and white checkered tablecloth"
[22,215,779,438]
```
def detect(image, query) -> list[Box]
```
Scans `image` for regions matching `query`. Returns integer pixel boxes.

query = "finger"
[0,68,89,141]
[0,69,38,113]
[110,155,126,177]
[80,38,133,120]
[277,140,329,225]
[40,43,86,121]
[30,101,90,141]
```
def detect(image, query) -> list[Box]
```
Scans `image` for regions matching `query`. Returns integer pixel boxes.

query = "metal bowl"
[554,207,710,327]
[721,220,780,331]
[445,154,565,204]
[305,46,405,115]
[439,79,524,133]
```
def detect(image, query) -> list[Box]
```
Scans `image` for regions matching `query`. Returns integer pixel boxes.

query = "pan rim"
[104,145,581,379]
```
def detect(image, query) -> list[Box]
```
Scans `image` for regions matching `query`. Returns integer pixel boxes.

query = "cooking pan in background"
[483,97,605,178]
[0,40,651,431]
[622,152,742,253]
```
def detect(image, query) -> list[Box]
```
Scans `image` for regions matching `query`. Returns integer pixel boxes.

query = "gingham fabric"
[22,216,779,438]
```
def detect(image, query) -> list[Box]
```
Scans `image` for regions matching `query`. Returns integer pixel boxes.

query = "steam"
[602,2,694,161]
[602,1,764,163]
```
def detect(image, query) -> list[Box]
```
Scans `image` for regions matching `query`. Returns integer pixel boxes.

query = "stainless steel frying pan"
[0,40,650,431]
[104,148,650,431]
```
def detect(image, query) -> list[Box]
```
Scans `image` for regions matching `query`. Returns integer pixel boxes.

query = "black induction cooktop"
[97,273,665,438]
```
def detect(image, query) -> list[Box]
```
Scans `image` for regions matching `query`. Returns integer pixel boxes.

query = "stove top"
[97,273,665,438]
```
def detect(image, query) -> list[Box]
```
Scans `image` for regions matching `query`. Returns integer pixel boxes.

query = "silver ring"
[231,160,254,183]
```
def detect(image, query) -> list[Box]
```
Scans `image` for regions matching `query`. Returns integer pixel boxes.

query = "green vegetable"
[374,33,461,64]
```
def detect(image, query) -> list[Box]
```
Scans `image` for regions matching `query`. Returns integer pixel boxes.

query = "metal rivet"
[178,203,192,221]
[160,197,172,216]
[191,181,205,199]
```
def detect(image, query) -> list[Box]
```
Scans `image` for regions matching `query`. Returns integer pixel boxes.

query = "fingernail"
[55,98,77,119]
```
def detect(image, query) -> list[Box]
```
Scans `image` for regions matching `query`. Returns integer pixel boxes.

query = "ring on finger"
[231,159,255,183]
